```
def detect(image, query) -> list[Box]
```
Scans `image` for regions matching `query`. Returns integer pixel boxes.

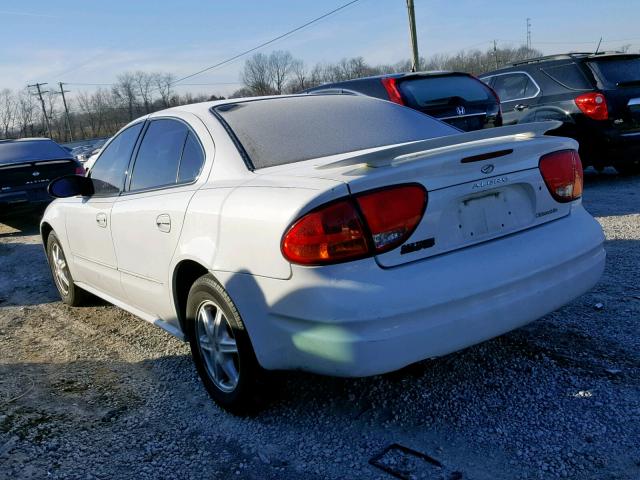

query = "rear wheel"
[46,232,88,306]
[186,274,263,413]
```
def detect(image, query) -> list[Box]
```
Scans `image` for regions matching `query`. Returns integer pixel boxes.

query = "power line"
[170,0,362,86]
[62,82,244,86]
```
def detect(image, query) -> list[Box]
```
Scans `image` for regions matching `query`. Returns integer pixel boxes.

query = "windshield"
[213,95,458,169]
[588,57,640,86]
[399,75,492,108]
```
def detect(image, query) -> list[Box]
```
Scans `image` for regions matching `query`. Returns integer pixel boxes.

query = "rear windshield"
[588,57,640,86]
[213,95,458,169]
[398,75,492,108]
[0,139,72,165]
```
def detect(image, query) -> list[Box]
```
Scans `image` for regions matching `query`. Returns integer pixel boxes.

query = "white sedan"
[42,94,605,412]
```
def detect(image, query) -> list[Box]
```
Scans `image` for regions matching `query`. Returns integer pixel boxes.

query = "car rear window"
[541,63,592,90]
[588,57,640,86]
[213,95,458,169]
[398,75,492,108]
[0,139,72,165]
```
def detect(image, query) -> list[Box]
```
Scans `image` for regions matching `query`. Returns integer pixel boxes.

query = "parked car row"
[307,51,640,174]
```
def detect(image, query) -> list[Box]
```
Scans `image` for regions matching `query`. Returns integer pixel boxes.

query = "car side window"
[129,119,191,192]
[492,73,538,102]
[178,131,205,183]
[89,122,143,195]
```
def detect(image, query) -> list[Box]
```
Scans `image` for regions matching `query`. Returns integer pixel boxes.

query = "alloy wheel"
[195,300,240,393]
[51,242,70,296]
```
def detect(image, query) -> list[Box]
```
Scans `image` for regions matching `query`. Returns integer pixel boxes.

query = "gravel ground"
[0,168,639,480]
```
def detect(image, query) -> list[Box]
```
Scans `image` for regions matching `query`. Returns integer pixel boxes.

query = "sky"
[0,0,639,101]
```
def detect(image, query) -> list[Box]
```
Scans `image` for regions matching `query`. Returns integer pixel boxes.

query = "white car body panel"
[41,97,606,377]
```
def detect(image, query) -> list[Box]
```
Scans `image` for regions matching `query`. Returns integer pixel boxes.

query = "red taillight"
[75,166,86,176]
[380,77,405,105]
[282,184,427,265]
[355,185,426,253]
[281,199,369,265]
[539,150,583,203]
[575,92,608,121]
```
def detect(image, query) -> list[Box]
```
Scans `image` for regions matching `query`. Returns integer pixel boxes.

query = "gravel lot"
[1,169,639,480]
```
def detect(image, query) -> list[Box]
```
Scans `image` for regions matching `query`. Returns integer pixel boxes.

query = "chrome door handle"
[156,214,171,233]
[96,212,107,228]
[514,104,529,111]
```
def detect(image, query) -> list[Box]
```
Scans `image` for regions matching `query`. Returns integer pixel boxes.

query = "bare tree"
[242,53,275,95]
[112,73,138,121]
[269,50,295,94]
[16,89,37,137]
[154,72,176,108]
[287,59,308,93]
[0,88,16,138]
[134,71,154,113]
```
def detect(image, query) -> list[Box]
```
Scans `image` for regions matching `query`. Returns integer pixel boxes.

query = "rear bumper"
[0,186,51,207]
[217,206,605,377]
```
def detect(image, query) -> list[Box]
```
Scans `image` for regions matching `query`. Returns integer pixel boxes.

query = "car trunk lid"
[0,159,78,190]
[262,121,578,268]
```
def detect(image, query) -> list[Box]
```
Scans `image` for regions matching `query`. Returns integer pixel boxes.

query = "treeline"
[0,72,223,143]
[232,45,543,97]
[0,45,542,142]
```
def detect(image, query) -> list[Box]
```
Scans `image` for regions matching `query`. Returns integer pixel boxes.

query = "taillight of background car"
[282,184,427,265]
[380,77,405,105]
[539,150,583,203]
[574,92,609,120]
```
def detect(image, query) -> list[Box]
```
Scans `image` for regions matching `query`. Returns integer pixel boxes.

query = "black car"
[305,71,502,132]
[0,138,84,211]
[480,52,640,174]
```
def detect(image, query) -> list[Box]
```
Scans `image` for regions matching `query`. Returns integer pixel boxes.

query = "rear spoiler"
[317,121,562,169]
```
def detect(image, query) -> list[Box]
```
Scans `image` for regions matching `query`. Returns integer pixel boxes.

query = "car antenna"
[594,37,603,55]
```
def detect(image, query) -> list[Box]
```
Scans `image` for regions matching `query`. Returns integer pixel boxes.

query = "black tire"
[186,274,264,414]
[46,232,88,306]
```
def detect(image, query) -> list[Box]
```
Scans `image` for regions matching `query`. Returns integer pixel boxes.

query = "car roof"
[483,52,640,74]
[156,92,407,119]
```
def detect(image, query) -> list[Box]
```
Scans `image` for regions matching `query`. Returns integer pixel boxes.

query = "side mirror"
[48,175,94,198]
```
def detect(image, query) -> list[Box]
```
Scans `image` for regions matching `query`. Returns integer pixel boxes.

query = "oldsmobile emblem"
[481,164,494,174]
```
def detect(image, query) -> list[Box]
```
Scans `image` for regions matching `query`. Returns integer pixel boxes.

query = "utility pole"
[406,0,420,72]
[526,18,532,51]
[56,82,73,142]
[28,82,52,138]
[493,40,500,69]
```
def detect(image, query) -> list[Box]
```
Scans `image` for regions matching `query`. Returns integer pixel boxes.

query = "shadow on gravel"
[0,209,44,239]
[0,242,59,306]
[582,169,640,217]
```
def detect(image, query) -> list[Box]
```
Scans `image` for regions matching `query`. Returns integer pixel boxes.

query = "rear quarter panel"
[174,177,348,280]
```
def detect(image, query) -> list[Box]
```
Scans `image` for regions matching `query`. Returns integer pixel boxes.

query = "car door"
[110,115,207,322]
[65,122,144,298]
[489,72,541,125]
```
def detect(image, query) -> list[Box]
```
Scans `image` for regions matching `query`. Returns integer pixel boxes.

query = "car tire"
[46,232,88,306]
[186,274,264,414]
